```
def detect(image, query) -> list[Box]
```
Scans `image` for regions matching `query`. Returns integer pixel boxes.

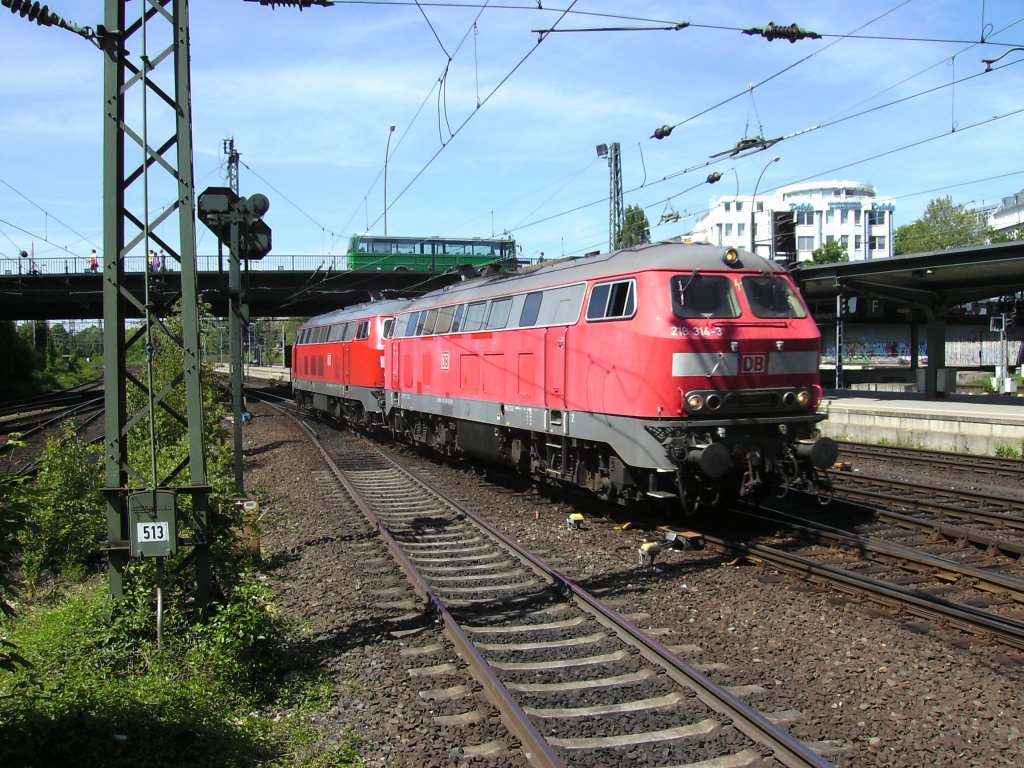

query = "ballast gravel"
[245,404,1024,767]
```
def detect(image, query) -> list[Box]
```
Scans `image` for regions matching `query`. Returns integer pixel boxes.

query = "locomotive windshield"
[742,276,808,319]
[670,274,740,319]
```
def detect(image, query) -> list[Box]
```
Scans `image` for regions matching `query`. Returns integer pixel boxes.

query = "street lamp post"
[384,124,395,236]
[750,155,780,254]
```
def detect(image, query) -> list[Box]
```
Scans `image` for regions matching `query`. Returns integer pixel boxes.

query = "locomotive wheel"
[676,472,701,518]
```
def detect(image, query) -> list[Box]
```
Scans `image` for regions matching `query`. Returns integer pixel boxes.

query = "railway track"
[0,381,105,474]
[824,441,1024,559]
[704,497,1024,650]
[292,410,834,768]
[837,440,1024,482]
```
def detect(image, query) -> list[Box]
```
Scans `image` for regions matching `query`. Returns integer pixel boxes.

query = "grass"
[0,581,363,768]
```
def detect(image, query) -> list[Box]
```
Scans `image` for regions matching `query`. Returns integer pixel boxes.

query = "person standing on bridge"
[89,250,99,273]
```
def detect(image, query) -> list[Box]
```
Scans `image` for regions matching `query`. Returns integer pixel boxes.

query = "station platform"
[215,364,291,384]
[818,390,1024,455]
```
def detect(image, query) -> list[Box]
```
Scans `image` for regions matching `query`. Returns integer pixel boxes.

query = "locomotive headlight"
[686,393,705,412]
[722,248,741,267]
[796,389,812,407]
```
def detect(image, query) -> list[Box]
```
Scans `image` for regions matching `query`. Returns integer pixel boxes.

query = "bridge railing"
[1,253,355,275]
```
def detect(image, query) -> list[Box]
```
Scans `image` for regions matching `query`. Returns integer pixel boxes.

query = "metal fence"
[1,253,356,276]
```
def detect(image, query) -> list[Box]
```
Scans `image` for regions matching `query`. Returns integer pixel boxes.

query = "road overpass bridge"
[0,254,462,321]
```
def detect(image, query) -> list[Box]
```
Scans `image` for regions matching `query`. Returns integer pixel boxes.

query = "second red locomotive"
[293,242,837,514]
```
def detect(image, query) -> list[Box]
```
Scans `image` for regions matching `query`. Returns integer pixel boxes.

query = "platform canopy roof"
[793,240,1024,309]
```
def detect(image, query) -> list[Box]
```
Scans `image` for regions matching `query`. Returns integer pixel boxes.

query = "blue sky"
[1,0,1023,270]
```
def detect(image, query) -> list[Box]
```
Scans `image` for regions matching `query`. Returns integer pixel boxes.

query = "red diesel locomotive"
[292,297,411,423]
[293,242,837,514]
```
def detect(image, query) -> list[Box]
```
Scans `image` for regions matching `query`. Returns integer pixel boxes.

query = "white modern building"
[989,188,1024,239]
[690,180,895,262]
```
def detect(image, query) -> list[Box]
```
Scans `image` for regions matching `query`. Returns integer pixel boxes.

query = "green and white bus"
[346,234,519,272]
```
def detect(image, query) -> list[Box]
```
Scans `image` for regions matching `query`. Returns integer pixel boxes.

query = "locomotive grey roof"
[408,241,785,308]
[301,297,413,328]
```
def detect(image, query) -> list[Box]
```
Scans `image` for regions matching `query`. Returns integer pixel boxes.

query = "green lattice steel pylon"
[102,0,210,605]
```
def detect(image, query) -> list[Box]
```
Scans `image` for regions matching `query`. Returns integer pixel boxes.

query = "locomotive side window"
[381,318,394,339]
[671,274,740,319]
[422,309,439,335]
[742,276,808,319]
[314,325,329,343]
[327,324,343,342]
[485,298,512,329]
[462,301,487,332]
[450,304,466,333]
[435,305,456,335]
[401,312,418,337]
[543,283,587,325]
[519,292,543,327]
[355,320,370,340]
[587,279,636,321]
[342,322,357,342]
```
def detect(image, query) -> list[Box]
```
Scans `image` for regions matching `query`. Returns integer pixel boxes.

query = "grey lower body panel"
[389,391,679,469]
[295,378,382,417]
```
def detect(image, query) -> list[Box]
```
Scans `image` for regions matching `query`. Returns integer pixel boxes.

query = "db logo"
[440,352,450,370]
[740,353,768,374]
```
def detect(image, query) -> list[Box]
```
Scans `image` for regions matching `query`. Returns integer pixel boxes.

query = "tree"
[811,240,849,264]
[894,196,992,255]
[0,321,38,398]
[615,204,651,249]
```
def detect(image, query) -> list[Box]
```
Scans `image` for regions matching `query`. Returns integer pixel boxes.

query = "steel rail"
[824,494,1024,561]
[397,453,834,768]
[289,413,565,768]
[743,505,1024,602]
[831,472,1024,528]
[838,440,1024,477]
[267,397,834,766]
[706,526,1024,650]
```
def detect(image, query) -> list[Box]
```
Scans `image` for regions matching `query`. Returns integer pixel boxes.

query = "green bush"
[994,442,1023,459]
[1,306,364,767]
[20,422,104,588]
[0,584,272,768]
[1,440,30,676]
[0,580,361,768]
[192,571,292,693]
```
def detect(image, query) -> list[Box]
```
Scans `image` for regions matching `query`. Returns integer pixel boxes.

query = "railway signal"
[772,210,796,255]
[198,187,272,260]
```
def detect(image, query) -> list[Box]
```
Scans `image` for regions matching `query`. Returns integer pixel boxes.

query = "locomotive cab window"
[587,279,636,321]
[381,318,394,339]
[355,320,370,341]
[741,276,807,319]
[671,274,740,319]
